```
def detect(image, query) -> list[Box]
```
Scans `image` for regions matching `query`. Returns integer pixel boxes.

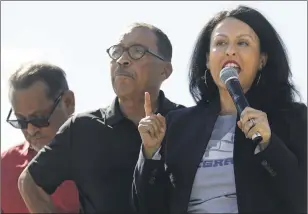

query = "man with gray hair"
[1,62,80,213]
[18,23,185,213]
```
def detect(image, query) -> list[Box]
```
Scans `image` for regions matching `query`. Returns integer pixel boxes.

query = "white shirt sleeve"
[140,145,162,160]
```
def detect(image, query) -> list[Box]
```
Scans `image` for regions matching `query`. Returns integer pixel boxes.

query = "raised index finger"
[144,92,153,116]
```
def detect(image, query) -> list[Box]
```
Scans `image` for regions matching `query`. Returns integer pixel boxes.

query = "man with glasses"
[18,22,184,214]
[1,62,80,213]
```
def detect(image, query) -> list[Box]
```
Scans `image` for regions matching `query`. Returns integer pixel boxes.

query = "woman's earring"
[256,64,263,86]
[202,69,208,87]
[256,73,261,86]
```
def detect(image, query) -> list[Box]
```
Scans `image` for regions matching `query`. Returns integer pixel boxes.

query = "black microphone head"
[220,67,239,84]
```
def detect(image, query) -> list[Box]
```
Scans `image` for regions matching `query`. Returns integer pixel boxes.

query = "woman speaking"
[132,5,307,214]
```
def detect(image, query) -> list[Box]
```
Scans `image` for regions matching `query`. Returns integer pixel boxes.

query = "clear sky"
[1,1,307,151]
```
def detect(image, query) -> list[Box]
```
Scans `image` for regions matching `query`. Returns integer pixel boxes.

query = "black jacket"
[132,99,307,214]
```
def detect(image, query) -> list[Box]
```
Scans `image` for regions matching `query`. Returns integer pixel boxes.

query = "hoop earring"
[202,69,208,87]
[256,73,261,86]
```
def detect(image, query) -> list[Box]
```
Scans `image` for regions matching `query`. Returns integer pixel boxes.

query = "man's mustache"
[114,65,135,79]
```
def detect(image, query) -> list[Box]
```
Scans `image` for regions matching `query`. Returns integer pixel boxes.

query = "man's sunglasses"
[106,44,166,61]
[6,92,64,129]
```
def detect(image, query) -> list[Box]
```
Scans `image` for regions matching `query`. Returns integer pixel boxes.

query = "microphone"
[220,67,263,144]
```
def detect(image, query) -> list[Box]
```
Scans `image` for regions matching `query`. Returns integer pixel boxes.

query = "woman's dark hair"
[188,5,300,114]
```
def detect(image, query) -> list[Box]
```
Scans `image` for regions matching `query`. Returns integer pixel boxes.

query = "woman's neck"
[219,88,237,115]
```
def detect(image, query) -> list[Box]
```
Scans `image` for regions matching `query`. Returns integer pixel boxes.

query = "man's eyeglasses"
[106,44,166,61]
[6,92,64,129]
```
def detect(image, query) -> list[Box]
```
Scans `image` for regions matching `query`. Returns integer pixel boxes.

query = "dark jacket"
[132,99,307,214]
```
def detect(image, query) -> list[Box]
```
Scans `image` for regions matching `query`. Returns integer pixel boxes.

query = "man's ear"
[162,62,173,80]
[62,90,75,115]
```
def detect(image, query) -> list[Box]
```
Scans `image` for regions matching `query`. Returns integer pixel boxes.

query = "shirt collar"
[104,90,179,126]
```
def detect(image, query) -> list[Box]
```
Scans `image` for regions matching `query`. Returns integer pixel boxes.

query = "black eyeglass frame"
[106,44,166,61]
[6,91,64,129]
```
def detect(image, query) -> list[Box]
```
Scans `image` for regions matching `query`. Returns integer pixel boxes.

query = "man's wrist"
[143,146,160,159]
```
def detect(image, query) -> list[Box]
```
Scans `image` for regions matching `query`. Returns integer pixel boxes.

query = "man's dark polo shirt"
[28,91,184,214]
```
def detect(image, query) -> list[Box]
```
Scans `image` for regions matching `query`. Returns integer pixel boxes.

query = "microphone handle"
[225,78,263,145]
